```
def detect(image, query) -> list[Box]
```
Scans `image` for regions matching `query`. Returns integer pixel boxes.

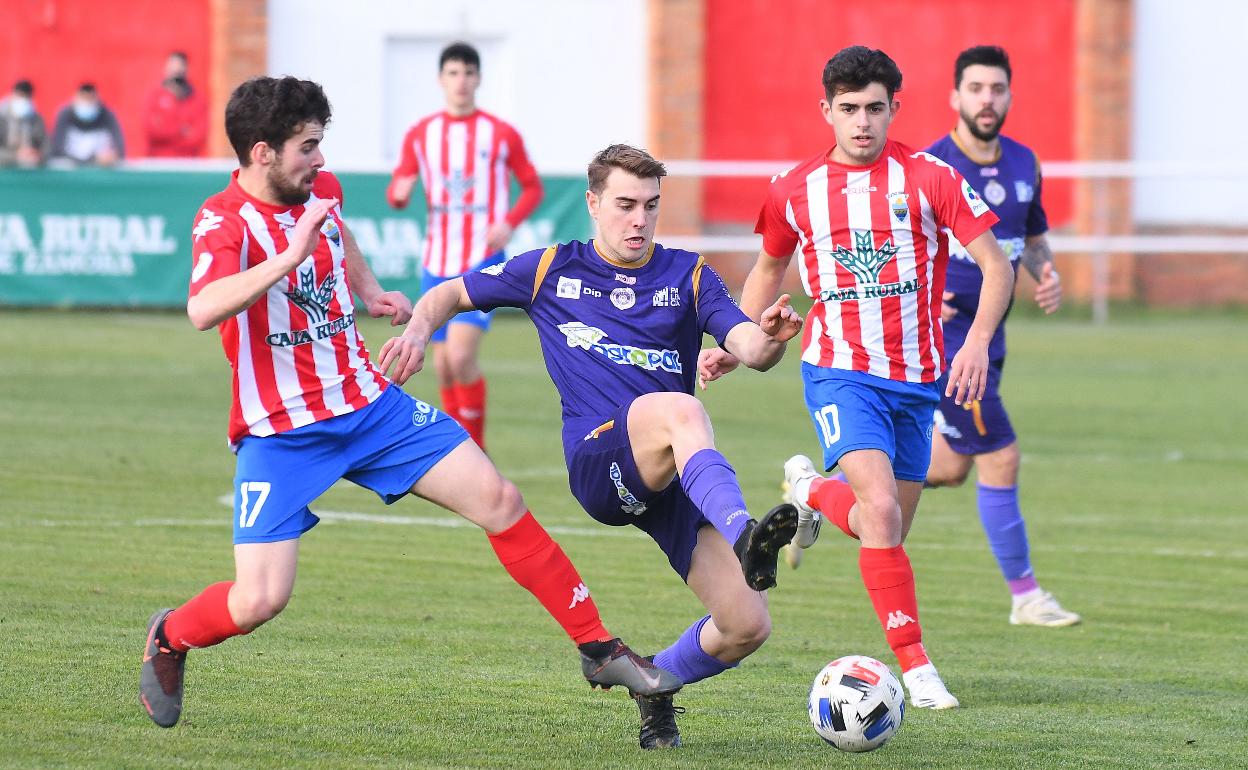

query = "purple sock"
[651,615,736,685]
[680,449,751,545]
[977,483,1034,591]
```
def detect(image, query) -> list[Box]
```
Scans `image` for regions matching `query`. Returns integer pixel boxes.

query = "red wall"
[1,0,212,157]
[703,0,1075,226]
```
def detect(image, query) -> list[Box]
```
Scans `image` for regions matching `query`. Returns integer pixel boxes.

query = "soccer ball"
[807,655,905,752]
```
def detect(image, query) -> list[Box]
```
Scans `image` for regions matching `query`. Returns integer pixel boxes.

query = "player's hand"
[945,343,988,405]
[367,290,413,326]
[289,198,338,262]
[484,222,513,254]
[941,291,958,323]
[759,293,804,342]
[377,332,427,385]
[697,348,740,389]
[1034,263,1062,315]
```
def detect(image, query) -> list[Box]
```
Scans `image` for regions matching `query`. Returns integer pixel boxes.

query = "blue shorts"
[801,364,940,482]
[566,402,710,581]
[231,385,469,544]
[934,363,1016,455]
[423,251,505,343]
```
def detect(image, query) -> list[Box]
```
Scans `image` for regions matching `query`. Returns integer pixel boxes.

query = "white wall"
[268,0,649,174]
[1133,0,1248,225]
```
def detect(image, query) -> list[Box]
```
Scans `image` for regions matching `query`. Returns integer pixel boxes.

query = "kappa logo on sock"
[885,610,916,630]
[568,582,591,609]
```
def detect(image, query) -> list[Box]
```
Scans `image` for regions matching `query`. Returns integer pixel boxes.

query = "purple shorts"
[566,402,710,581]
[934,364,1016,455]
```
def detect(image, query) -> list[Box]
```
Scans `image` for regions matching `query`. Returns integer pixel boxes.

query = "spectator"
[145,51,207,157]
[0,80,48,167]
[50,83,124,166]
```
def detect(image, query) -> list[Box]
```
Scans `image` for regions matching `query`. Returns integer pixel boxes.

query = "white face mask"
[10,96,32,119]
[73,101,100,122]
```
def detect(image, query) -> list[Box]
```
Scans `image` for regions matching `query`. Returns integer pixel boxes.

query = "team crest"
[984,179,1007,207]
[888,193,909,223]
[320,216,342,246]
[610,287,636,310]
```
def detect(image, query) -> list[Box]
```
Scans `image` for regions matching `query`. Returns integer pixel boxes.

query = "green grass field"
[1,308,1245,769]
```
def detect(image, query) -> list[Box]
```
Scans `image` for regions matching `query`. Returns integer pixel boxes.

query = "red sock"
[811,478,859,539]
[456,378,487,449]
[161,581,247,653]
[859,545,930,672]
[439,385,461,422]
[487,511,611,644]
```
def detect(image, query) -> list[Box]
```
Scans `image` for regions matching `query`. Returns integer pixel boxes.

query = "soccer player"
[920,45,1079,627]
[139,77,679,731]
[386,41,543,450]
[700,46,1015,709]
[379,144,803,749]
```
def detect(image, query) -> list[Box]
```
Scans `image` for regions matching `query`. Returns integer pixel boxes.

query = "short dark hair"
[439,42,480,71]
[954,45,1012,87]
[225,76,332,166]
[822,46,903,101]
[170,51,188,64]
[78,82,97,95]
[14,80,33,97]
[587,144,667,194]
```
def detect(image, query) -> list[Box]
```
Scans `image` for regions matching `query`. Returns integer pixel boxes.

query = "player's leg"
[444,320,488,449]
[925,420,975,487]
[423,269,461,423]
[626,392,797,591]
[142,427,335,727]
[345,387,679,697]
[975,442,1081,627]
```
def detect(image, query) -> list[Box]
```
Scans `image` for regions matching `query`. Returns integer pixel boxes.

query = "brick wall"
[208,0,268,159]
[647,0,704,236]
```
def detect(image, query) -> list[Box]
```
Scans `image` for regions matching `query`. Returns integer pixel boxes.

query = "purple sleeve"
[1026,171,1049,237]
[695,263,750,347]
[461,248,544,312]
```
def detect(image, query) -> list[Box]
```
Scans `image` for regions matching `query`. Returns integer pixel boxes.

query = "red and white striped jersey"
[391,110,542,276]
[755,140,998,383]
[189,170,388,446]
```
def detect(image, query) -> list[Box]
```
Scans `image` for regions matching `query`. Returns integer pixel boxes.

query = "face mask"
[10,96,32,119]
[73,101,100,122]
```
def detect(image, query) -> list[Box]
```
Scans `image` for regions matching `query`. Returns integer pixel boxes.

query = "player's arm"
[486,129,544,253]
[187,197,338,331]
[386,128,421,209]
[377,278,476,384]
[720,293,803,371]
[945,231,1013,404]
[342,221,412,325]
[1020,234,1062,314]
[698,247,793,386]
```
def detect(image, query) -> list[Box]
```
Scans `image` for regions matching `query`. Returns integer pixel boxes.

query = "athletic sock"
[652,615,737,685]
[456,378,487,449]
[976,483,1036,593]
[810,477,859,539]
[487,511,610,645]
[859,545,928,673]
[679,449,752,545]
[439,385,461,422]
[161,581,247,652]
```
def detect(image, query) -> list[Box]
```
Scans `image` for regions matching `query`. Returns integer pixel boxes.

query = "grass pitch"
[0,308,1245,769]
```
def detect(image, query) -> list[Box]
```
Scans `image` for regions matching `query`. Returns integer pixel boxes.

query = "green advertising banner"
[0,168,591,308]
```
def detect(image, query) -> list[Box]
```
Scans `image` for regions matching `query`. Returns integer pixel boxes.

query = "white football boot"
[780,455,823,569]
[1009,589,1082,627]
[902,663,960,710]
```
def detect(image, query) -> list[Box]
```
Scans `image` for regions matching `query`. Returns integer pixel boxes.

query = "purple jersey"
[463,240,749,463]
[924,133,1048,363]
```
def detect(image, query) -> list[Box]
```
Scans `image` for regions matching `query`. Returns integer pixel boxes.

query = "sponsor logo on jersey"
[614,272,636,285]
[651,287,681,307]
[984,179,1007,207]
[583,285,603,298]
[446,170,475,202]
[888,192,909,223]
[193,209,223,239]
[610,287,636,310]
[285,266,335,323]
[961,178,991,217]
[979,166,999,177]
[841,185,878,195]
[480,261,506,276]
[556,276,582,299]
[1015,180,1035,203]
[609,461,647,515]
[556,321,683,373]
[822,231,923,302]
